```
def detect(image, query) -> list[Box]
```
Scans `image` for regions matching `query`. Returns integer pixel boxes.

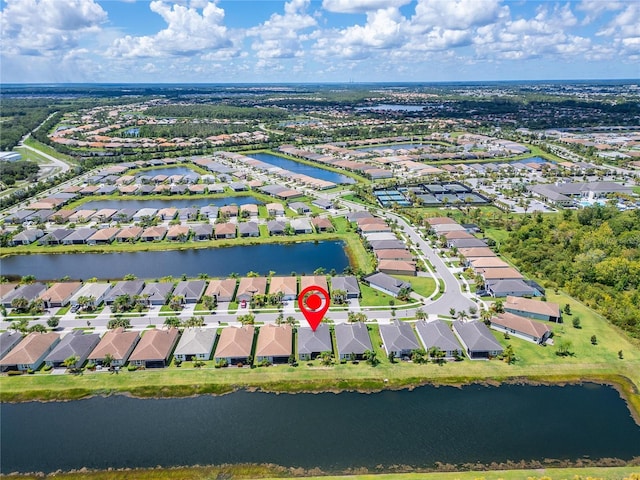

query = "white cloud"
[0,0,107,56]
[322,0,410,14]
[578,0,624,25]
[248,0,316,59]
[108,1,235,58]
[597,3,640,56]
[411,0,505,31]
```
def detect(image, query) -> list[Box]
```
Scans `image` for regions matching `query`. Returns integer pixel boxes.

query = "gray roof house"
[139,282,174,306]
[289,201,310,214]
[486,279,537,298]
[10,229,44,246]
[334,322,373,360]
[0,331,23,361]
[2,283,47,308]
[290,218,313,234]
[200,205,219,220]
[104,280,146,305]
[69,283,112,308]
[452,321,503,359]
[38,228,73,245]
[44,330,101,368]
[297,324,333,360]
[379,320,421,359]
[369,239,407,251]
[172,280,207,303]
[173,327,217,362]
[312,198,333,209]
[331,275,360,299]
[363,272,411,297]
[415,320,463,358]
[267,220,286,235]
[238,221,260,237]
[62,228,97,245]
[192,224,213,241]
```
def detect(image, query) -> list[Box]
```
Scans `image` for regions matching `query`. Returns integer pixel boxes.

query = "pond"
[79,195,263,211]
[1,384,638,474]
[248,152,355,184]
[1,241,350,280]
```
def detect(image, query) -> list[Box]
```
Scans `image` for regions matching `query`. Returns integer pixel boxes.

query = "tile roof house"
[44,330,101,368]
[140,226,167,242]
[486,279,537,298]
[0,331,23,361]
[490,312,552,345]
[311,217,334,232]
[363,272,411,297]
[166,225,191,241]
[299,275,329,295]
[2,283,47,308]
[458,247,498,259]
[452,321,503,359]
[379,320,420,359]
[268,276,297,301]
[104,280,146,305]
[289,201,310,214]
[330,275,360,299]
[481,267,524,282]
[415,320,463,358]
[240,203,259,217]
[192,224,213,241]
[214,325,255,365]
[504,296,561,322]
[62,228,97,245]
[204,278,237,302]
[375,249,413,261]
[267,220,286,235]
[38,228,73,245]
[173,327,217,362]
[297,324,332,360]
[39,281,83,308]
[378,259,416,276]
[334,322,372,360]
[220,205,238,217]
[0,283,17,300]
[369,239,407,251]
[290,218,313,234]
[129,328,180,368]
[139,282,174,306]
[87,227,121,245]
[236,277,268,302]
[69,282,112,308]
[10,229,44,246]
[255,324,292,364]
[115,226,144,242]
[214,222,236,239]
[172,280,207,304]
[469,257,510,270]
[266,203,285,216]
[0,332,60,371]
[237,221,260,237]
[88,327,140,366]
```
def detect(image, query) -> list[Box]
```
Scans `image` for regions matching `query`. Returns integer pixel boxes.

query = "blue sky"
[0,0,638,83]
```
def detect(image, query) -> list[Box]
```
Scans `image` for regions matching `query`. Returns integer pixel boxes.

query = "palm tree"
[103,353,114,369]
[63,355,80,373]
[363,349,378,366]
[164,316,181,328]
[169,295,185,311]
[319,351,333,366]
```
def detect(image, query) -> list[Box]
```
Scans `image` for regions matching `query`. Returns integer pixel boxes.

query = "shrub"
[27,368,34,374]
[85,362,96,371]
[43,364,53,372]
[127,364,137,371]
[7,370,23,376]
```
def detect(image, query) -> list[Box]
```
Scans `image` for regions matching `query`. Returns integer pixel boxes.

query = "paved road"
[20,135,71,174]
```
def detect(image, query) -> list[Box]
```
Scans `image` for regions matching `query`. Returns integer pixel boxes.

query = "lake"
[248,152,355,184]
[1,384,639,474]
[1,241,349,280]
[357,143,427,152]
[79,195,263,211]
[356,104,425,112]
[135,166,196,176]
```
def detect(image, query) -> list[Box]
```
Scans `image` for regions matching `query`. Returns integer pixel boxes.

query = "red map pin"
[298,285,330,332]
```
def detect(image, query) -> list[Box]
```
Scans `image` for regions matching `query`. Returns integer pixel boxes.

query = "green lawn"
[391,274,436,298]
[359,284,408,307]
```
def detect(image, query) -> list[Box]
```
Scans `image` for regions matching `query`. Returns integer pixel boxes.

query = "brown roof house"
[299,275,329,296]
[490,312,552,345]
[255,324,292,364]
[39,281,82,308]
[129,328,180,368]
[214,325,255,365]
[214,222,236,239]
[504,296,561,322]
[204,278,237,302]
[268,276,297,301]
[237,277,268,302]
[378,259,416,276]
[0,332,60,371]
[88,327,140,367]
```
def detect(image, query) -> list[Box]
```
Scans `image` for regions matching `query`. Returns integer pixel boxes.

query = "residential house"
[486,279,538,298]
[38,229,73,245]
[10,229,44,246]
[68,210,96,223]
[87,327,140,366]
[481,267,524,282]
[115,226,143,243]
[220,205,238,218]
[312,198,333,210]
[214,325,255,365]
[39,282,82,308]
[0,331,23,361]
[378,259,416,276]
[363,232,397,242]
[375,249,413,261]
[204,278,237,302]
[166,225,191,241]
[240,203,259,218]
[446,238,488,249]
[360,223,392,234]
[379,320,420,359]
[452,321,503,359]
[255,324,292,364]
[199,205,219,220]
[139,282,174,306]
[363,272,411,297]
[311,217,334,232]
[236,277,268,302]
[267,220,286,235]
[93,208,118,221]
[490,312,552,345]
[0,283,17,301]
[133,208,158,222]
[157,208,178,221]
[173,328,217,362]
[469,257,510,270]
[129,328,180,368]
[238,221,260,237]
[178,207,198,221]
[62,228,97,245]
[290,218,313,234]
[268,276,297,301]
[297,324,332,360]
[266,203,285,217]
[458,247,499,260]
[229,181,248,191]
[2,283,47,308]
[69,283,112,308]
[44,330,101,368]
[140,226,167,242]
[172,280,207,304]
[330,276,360,299]
[192,224,213,241]
[369,239,407,251]
[300,275,329,296]
[415,320,463,358]
[334,322,373,360]
[214,222,236,239]
[0,332,60,371]
[504,296,561,322]
[114,208,137,222]
[87,227,121,245]
[104,280,145,305]
[345,211,373,222]
[289,201,310,214]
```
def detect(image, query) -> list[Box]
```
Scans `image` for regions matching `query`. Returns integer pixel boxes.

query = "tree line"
[144,104,289,121]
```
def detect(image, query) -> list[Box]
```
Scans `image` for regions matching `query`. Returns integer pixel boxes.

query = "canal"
[248,152,355,184]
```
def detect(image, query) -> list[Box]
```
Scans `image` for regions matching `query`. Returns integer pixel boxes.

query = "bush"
[27,368,34,374]
[43,364,53,372]
[85,362,96,371]
[572,316,581,329]
[7,370,23,376]
[127,364,138,371]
